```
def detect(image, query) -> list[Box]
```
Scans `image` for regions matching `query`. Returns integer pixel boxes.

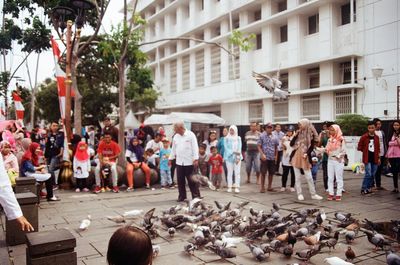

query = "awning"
[144,112,225,125]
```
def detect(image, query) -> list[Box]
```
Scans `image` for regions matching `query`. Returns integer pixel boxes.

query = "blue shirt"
[258,132,279,160]
[159,147,171,171]
[21,160,36,177]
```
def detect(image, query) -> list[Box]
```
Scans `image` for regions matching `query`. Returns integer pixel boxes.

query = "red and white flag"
[12,90,24,121]
[50,36,72,161]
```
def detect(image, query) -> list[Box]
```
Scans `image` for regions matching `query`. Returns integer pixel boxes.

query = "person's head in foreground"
[107,226,153,265]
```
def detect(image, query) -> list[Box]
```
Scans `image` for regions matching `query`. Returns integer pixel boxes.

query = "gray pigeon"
[206,245,236,259]
[183,243,197,255]
[387,251,400,265]
[248,244,267,261]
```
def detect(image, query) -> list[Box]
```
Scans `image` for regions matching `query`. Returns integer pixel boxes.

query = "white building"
[137,0,400,126]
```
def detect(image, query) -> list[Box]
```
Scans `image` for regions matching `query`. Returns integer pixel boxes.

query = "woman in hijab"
[325,124,347,201]
[125,137,151,191]
[290,119,323,201]
[16,138,31,165]
[224,125,242,193]
[21,142,59,201]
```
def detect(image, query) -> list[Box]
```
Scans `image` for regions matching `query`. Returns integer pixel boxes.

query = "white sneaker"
[290,187,296,192]
[227,188,232,193]
[311,194,323,200]
[235,188,240,193]
[280,187,286,192]
[298,194,304,201]
[75,188,80,192]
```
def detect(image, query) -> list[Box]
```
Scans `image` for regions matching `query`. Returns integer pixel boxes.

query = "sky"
[1,1,125,97]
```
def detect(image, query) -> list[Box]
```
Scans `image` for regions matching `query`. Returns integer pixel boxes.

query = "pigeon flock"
[100,198,400,264]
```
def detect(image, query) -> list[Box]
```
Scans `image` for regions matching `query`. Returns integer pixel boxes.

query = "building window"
[180,39,189,50]
[278,0,287,12]
[200,0,204,10]
[340,60,357,84]
[211,46,221,83]
[229,45,240,80]
[171,11,177,25]
[308,14,319,34]
[280,73,289,90]
[341,1,356,25]
[170,59,177,93]
[212,24,220,38]
[256,34,262,50]
[307,67,320,88]
[273,100,288,122]
[249,101,263,123]
[233,18,240,29]
[302,95,320,120]
[182,55,190,90]
[254,10,261,21]
[280,25,288,43]
[170,42,177,55]
[335,91,356,117]
[196,50,204,87]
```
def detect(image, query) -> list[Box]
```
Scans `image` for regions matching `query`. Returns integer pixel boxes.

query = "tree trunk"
[118,61,126,167]
[72,72,82,136]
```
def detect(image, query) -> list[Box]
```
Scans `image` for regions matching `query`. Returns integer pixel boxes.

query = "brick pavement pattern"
[1,170,399,265]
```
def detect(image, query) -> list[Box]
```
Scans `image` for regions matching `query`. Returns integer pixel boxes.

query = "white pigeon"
[188,197,202,213]
[152,245,160,257]
[252,70,290,99]
[325,257,354,265]
[79,215,91,230]
[106,215,126,224]
[221,235,244,246]
[123,209,144,218]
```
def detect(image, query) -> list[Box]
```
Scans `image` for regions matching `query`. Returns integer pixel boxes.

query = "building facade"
[137,0,400,126]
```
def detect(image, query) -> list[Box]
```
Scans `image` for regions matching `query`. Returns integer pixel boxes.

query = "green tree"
[35,79,61,123]
[336,114,370,136]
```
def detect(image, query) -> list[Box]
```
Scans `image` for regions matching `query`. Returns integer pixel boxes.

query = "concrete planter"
[344,136,361,171]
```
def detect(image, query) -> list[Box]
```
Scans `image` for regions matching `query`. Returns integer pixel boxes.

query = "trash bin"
[25,229,77,265]
[6,192,38,246]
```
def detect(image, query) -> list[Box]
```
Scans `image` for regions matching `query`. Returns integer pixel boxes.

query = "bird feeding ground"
[1,170,399,265]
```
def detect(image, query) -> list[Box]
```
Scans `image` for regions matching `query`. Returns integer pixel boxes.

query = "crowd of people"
[1,116,400,233]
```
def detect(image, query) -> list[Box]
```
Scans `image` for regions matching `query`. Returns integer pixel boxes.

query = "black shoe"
[47,196,60,201]
[361,190,370,195]
[176,199,185,202]
[391,189,399,194]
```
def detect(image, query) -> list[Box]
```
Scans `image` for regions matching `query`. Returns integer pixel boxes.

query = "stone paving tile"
[1,170,399,264]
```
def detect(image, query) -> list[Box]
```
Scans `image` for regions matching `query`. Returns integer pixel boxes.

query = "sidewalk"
[1,170,399,265]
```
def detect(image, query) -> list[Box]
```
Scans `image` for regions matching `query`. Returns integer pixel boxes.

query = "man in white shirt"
[169,122,200,202]
[145,132,163,155]
[0,154,34,232]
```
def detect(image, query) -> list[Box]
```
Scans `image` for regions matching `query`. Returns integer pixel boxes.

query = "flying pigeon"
[252,71,290,99]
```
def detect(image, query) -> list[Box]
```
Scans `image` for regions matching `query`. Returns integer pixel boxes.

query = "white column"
[320,62,332,87]
[189,48,196,90]
[204,28,212,86]
[320,92,334,121]
[288,15,302,65]
[263,99,273,123]
[261,0,272,18]
[221,19,229,82]
[288,96,301,123]
[176,41,182,92]
[319,4,334,58]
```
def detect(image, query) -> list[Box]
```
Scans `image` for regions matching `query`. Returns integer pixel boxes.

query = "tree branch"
[139,37,236,56]
[120,0,138,62]
[78,0,109,56]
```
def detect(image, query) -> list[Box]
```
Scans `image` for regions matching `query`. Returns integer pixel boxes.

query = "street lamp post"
[51,0,96,143]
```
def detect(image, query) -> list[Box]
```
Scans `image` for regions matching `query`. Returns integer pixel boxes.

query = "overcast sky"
[2,1,125,96]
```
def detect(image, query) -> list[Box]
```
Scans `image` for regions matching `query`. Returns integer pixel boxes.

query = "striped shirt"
[245,131,261,152]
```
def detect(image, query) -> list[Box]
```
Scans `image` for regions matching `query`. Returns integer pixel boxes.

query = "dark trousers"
[76,178,87,190]
[374,156,385,187]
[43,179,53,199]
[275,151,283,173]
[176,165,200,200]
[389,158,400,189]
[171,159,176,183]
[282,165,295,188]
[322,161,328,190]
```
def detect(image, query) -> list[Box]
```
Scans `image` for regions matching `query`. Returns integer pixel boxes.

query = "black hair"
[210,146,217,151]
[199,143,207,149]
[107,226,152,265]
[367,120,375,126]
[372,118,382,125]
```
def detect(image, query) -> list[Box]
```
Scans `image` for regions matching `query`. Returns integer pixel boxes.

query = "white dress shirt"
[0,154,23,220]
[170,130,199,166]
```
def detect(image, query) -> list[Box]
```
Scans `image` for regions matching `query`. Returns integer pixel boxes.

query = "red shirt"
[97,140,121,162]
[208,154,223,174]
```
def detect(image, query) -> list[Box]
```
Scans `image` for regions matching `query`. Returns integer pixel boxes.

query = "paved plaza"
[1,170,399,265]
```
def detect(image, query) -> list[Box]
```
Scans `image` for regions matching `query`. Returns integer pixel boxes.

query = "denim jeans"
[245,151,260,174]
[362,163,378,191]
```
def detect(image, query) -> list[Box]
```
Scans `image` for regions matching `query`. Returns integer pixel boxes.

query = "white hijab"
[227,125,239,151]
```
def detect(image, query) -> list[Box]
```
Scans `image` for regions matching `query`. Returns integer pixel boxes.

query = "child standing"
[159,138,173,188]
[208,146,223,190]
[281,126,295,192]
[73,141,91,192]
[358,121,381,195]
[325,124,346,201]
[100,157,112,192]
[145,148,158,170]
[311,155,319,185]
[197,143,209,177]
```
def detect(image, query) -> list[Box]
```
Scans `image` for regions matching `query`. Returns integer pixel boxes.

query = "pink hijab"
[326,124,344,153]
